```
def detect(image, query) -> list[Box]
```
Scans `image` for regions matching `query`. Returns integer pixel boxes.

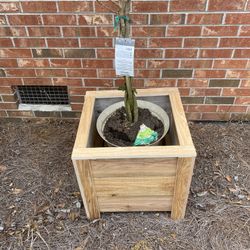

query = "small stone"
[75,201,81,209]
[234,176,239,182]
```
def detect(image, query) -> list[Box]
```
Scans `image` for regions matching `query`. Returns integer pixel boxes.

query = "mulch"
[0,119,249,250]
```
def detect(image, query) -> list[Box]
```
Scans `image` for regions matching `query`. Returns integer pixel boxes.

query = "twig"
[36,231,50,250]
[96,0,120,14]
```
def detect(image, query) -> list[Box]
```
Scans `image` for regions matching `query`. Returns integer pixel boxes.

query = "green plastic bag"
[134,124,158,146]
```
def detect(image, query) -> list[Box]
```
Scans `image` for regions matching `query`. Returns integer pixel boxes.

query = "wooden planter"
[72,88,196,220]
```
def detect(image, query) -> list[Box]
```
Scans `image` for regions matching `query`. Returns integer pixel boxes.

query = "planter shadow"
[72,88,196,220]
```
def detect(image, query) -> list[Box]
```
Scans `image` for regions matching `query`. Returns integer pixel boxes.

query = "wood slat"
[91,158,177,178]
[94,176,175,197]
[98,196,173,212]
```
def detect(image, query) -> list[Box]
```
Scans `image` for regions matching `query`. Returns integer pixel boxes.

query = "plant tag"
[115,38,135,77]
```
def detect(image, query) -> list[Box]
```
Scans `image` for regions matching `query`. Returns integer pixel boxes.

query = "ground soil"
[104,107,164,146]
[0,119,249,250]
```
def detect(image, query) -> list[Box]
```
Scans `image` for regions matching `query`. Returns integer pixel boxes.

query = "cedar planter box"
[71,88,196,220]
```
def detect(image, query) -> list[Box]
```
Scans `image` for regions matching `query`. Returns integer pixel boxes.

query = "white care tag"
[115,38,135,77]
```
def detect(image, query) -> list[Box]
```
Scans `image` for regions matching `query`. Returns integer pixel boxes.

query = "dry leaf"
[170,233,177,240]
[0,165,7,173]
[12,188,23,195]
[225,175,232,182]
[197,191,208,197]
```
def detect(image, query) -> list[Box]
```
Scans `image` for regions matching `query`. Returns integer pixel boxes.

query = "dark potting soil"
[103,107,164,146]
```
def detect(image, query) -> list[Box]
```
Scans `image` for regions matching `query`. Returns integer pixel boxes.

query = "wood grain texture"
[73,160,100,220]
[91,158,177,177]
[169,92,194,146]
[98,196,173,212]
[72,145,196,160]
[94,176,175,197]
[171,157,195,220]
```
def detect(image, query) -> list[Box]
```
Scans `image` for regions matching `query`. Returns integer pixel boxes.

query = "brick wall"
[0,0,249,120]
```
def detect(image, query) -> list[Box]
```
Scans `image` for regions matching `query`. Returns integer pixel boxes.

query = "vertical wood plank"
[171,157,195,220]
[73,160,100,220]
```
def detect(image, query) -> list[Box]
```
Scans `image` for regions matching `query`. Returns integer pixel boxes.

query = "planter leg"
[73,160,100,220]
[171,157,195,220]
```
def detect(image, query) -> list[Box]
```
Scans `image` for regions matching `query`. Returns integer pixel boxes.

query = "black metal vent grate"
[16,86,69,105]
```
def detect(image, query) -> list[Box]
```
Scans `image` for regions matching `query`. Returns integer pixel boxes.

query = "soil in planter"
[103,107,164,146]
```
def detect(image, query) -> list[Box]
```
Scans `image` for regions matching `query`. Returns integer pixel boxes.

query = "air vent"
[16,86,69,105]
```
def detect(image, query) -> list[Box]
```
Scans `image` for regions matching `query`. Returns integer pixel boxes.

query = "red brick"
[241,80,250,87]
[67,69,97,77]
[170,0,206,11]
[50,59,81,68]
[223,88,250,96]
[186,112,202,120]
[84,79,113,87]
[187,14,222,24]
[79,15,113,25]
[63,27,96,37]
[179,88,190,96]
[22,2,57,12]
[8,15,42,25]
[82,59,113,68]
[132,1,168,12]
[14,38,46,47]
[213,60,248,69]
[36,69,66,77]
[220,38,250,48]
[168,26,201,36]
[165,49,198,58]
[7,111,34,117]
[28,27,61,37]
[0,38,13,47]
[0,78,22,86]
[0,27,26,37]
[239,26,250,36]
[115,79,144,88]
[17,59,49,68]
[47,39,79,48]
[200,49,233,58]
[2,95,17,102]
[235,97,250,104]
[98,69,116,78]
[5,69,36,77]
[190,88,221,96]
[132,27,165,37]
[149,38,182,48]
[69,96,84,103]
[0,86,13,94]
[148,60,179,69]
[53,78,82,86]
[94,1,119,13]
[135,49,163,58]
[71,103,83,111]
[135,70,160,78]
[0,15,7,25]
[202,113,230,121]
[217,105,247,112]
[96,27,118,37]
[69,88,87,95]
[80,38,112,48]
[225,13,250,24]
[0,111,7,117]
[97,49,115,58]
[0,2,19,12]
[234,49,250,58]
[194,70,226,78]
[181,60,212,68]
[135,39,147,48]
[135,60,146,68]
[226,70,250,78]
[43,15,77,25]
[130,14,148,25]
[150,14,184,25]
[188,105,217,112]
[0,59,17,67]
[145,79,176,87]
[203,26,238,36]
[178,79,208,87]
[23,78,53,85]
[0,103,17,110]
[184,38,218,48]
[0,49,31,58]
[59,1,93,12]
[208,0,246,11]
